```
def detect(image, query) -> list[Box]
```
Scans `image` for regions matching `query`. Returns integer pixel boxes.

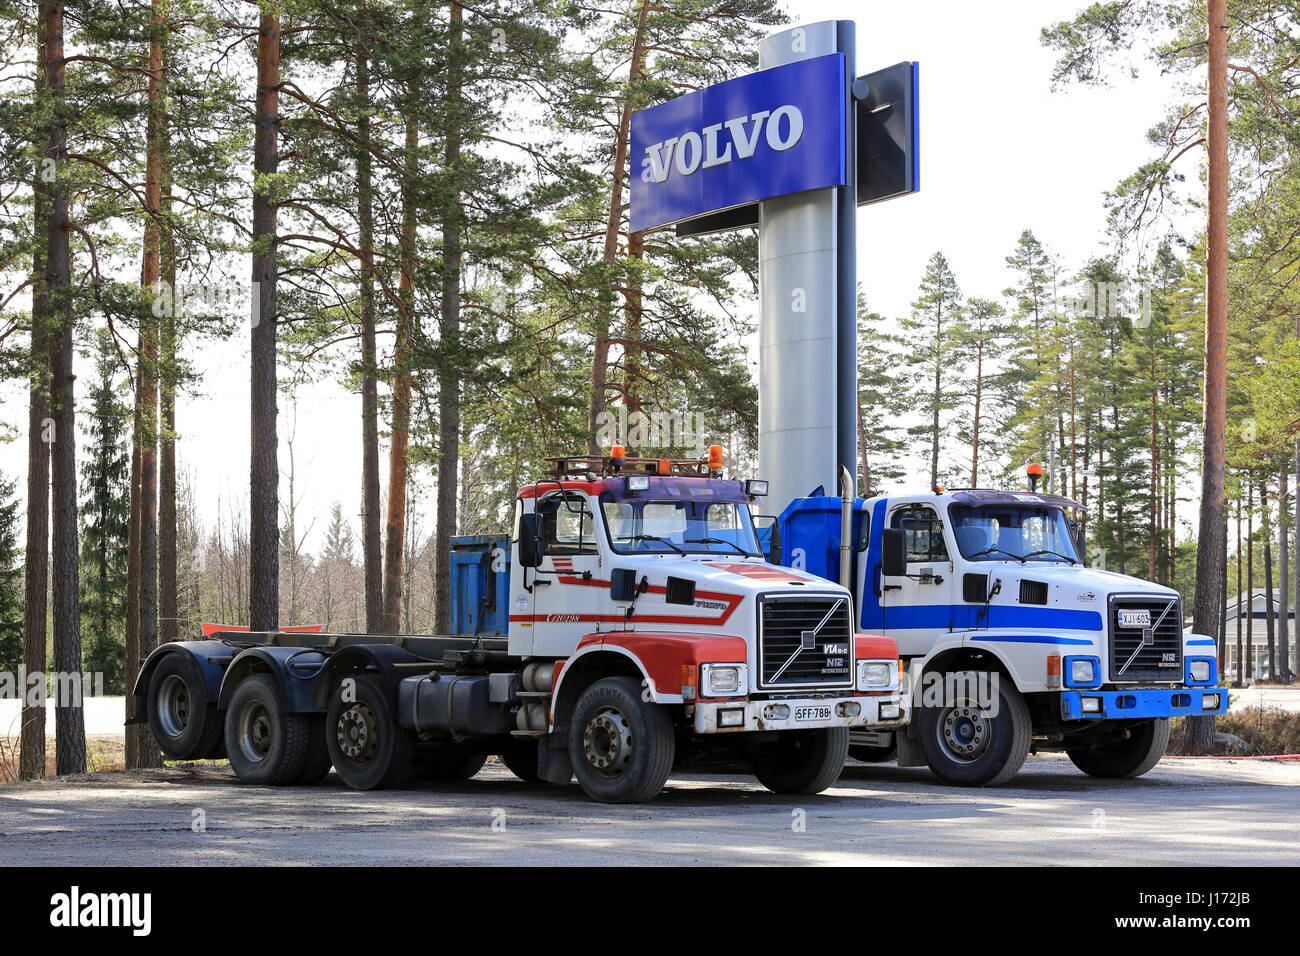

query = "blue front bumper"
[1060,687,1228,720]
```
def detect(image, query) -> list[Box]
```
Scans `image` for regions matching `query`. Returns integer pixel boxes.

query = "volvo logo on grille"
[771,598,846,685]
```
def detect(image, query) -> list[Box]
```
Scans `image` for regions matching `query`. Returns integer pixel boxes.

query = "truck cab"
[133,449,907,804]
[769,474,1225,786]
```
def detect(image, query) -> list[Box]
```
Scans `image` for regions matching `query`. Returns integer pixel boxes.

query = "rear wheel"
[752,728,849,794]
[295,714,333,784]
[1066,718,1170,778]
[916,670,1031,787]
[148,654,222,760]
[223,674,311,785]
[326,675,413,791]
[568,677,674,803]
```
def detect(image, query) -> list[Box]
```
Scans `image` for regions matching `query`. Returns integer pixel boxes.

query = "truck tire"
[500,740,541,782]
[224,674,312,785]
[917,670,1031,787]
[148,653,222,761]
[1066,718,1170,779]
[413,743,486,781]
[848,743,897,764]
[752,728,849,794]
[568,676,674,803]
[295,715,334,784]
[326,674,414,790]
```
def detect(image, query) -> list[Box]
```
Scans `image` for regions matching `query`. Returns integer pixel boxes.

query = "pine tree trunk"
[1246,482,1254,680]
[383,78,418,634]
[128,0,166,769]
[1185,0,1229,753]
[45,0,85,775]
[1235,491,1243,686]
[158,8,177,646]
[249,7,280,632]
[356,41,382,635]
[434,4,464,635]
[21,14,50,777]
[970,341,981,488]
[1263,479,1275,681]
[588,0,650,454]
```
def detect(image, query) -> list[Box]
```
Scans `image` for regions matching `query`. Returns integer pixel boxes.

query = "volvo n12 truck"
[763,466,1226,787]
[133,449,907,803]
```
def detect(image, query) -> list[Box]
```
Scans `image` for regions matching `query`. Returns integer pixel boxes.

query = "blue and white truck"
[763,467,1226,786]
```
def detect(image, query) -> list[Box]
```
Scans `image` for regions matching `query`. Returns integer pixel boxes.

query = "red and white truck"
[133,449,907,802]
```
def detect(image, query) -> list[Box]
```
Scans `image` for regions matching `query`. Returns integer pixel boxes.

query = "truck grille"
[1108,594,1183,682]
[758,595,854,689]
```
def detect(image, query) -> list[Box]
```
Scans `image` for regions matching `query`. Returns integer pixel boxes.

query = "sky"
[0,0,1200,554]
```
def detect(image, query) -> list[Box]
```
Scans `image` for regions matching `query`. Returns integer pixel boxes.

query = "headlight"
[857,660,897,691]
[701,663,746,696]
[1070,659,1096,685]
[1189,660,1211,683]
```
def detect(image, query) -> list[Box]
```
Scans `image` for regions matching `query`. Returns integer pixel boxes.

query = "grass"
[1168,707,1300,756]
[0,735,227,784]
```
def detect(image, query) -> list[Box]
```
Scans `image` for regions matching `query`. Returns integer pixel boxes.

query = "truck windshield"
[948,504,1081,563]
[600,496,762,556]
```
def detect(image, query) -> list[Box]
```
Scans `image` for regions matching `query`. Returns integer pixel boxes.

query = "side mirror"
[518,513,545,568]
[610,568,638,602]
[881,528,908,576]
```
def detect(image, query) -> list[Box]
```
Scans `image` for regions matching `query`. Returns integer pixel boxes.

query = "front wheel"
[752,728,849,794]
[568,677,674,803]
[1066,718,1170,778]
[916,670,1031,787]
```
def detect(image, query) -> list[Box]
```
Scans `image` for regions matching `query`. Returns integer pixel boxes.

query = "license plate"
[1118,609,1151,628]
[794,705,832,722]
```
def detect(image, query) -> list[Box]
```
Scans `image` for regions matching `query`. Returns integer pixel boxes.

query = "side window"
[892,507,949,563]
[540,494,596,555]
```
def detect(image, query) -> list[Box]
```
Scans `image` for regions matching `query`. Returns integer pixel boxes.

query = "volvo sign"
[629,53,846,234]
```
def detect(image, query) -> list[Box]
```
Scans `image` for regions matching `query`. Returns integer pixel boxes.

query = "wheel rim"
[582,706,633,778]
[936,703,991,763]
[157,674,192,739]
[337,702,380,766]
[237,700,273,764]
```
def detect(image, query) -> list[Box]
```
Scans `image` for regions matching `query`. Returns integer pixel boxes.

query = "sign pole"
[757,21,855,511]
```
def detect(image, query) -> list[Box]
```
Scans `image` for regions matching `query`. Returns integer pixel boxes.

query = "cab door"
[879,504,955,657]
[530,491,606,657]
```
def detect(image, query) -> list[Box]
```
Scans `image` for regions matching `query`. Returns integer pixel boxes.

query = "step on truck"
[764,465,1227,787]
[132,448,908,803]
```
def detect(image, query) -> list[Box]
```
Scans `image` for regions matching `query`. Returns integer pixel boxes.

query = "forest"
[0,0,1297,775]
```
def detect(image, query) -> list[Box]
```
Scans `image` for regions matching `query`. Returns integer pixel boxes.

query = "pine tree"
[0,471,22,676]
[900,252,964,490]
[78,333,131,694]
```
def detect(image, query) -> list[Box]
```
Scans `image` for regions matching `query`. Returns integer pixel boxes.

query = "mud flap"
[896,725,926,767]
[539,739,573,785]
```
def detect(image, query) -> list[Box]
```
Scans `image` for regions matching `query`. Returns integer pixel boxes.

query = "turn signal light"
[1047,655,1061,689]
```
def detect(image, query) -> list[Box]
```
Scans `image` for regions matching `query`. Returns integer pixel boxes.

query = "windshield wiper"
[1024,548,1078,565]
[627,533,685,554]
[686,536,754,556]
[967,546,1026,564]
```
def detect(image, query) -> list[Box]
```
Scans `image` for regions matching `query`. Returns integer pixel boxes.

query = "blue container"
[773,494,869,584]
[449,534,511,636]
